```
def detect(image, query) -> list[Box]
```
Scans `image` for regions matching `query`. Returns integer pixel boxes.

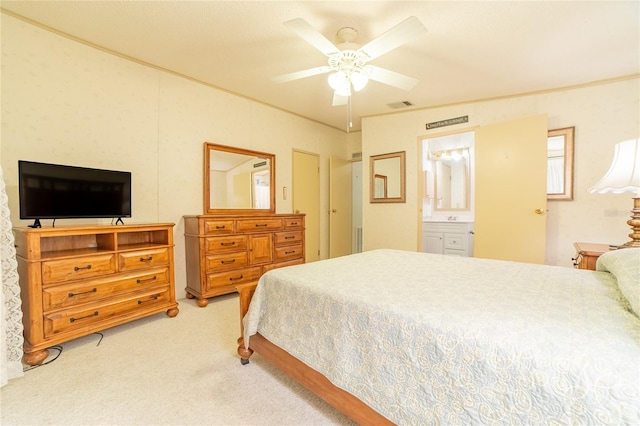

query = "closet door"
[293,150,320,262]
[329,156,352,258]
[474,114,548,264]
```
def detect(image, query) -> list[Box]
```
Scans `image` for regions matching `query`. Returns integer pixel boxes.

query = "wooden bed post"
[236,282,258,364]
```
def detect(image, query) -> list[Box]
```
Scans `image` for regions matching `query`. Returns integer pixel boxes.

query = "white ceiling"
[2,1,639,132]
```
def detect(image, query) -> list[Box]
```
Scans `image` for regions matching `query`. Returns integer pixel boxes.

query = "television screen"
[18,161,132,222]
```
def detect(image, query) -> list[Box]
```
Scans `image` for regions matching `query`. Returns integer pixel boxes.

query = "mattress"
[244,249,640,424]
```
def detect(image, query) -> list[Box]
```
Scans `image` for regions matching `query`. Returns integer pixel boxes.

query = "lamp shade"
[328,71,351,97]
[350,72,369,92]
[589,138,640,195]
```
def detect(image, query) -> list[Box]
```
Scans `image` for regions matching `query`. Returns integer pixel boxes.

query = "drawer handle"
[136,276,157,284]
[285,250,295,255]
[255,224,268,227]
[68,288,97,298]
[290,222,298,226]
[139,256,153,262]
[215,225,226,229]
[70,311,98,323]
[74,264,92,271]
[221,259,236,264]
[229,274,244,281]
[285,236,295,240]
[220,242,236,246]
[138,295,159,304]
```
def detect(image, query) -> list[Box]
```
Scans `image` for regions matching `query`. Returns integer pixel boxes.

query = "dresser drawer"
[206,267,261,290]
[118,248,169,271]
[284,217,304,229]
[42,254,117,285]
[205,235,247,253]
[43,285,172,338]
[42,267,171,311]
[444,234,467,250]
[274,244,303,262]
[236,218,283,233]
[203,220,235,235]
[274,231,303,246]
[205,252,248,273]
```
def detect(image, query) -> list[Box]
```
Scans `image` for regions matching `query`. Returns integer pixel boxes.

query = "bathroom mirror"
[204,142,275,214]
[433,148,470,211]
[547,127,574,200]
[370,151,405,203]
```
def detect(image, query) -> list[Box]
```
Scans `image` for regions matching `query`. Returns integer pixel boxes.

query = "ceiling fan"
[273,16,427,106]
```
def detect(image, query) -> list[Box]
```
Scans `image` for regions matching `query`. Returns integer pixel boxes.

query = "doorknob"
[534,208,545,215]
[331,209,337,213]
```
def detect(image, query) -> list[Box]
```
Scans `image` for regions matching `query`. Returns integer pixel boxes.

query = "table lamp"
[588,138,640,248]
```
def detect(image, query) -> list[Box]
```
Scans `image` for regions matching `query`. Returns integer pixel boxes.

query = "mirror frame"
[204,142,276,214]
[547,127,574,201]
[370,151,406,203]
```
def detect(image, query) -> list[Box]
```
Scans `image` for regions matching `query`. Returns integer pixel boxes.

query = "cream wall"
[0,14,349,299]
[362,77,640,266]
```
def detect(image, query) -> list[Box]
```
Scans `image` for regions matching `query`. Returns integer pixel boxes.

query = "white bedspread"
[243,249,640,425]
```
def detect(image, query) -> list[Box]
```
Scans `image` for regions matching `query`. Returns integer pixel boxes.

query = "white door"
[329,156,352,258]
[293,150,320,262]
[474,114,548,263]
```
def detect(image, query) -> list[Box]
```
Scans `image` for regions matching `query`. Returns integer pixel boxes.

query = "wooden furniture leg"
[236,282,257,364]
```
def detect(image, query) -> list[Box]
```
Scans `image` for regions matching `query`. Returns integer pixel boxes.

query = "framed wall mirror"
[547,127,574,200]
[370,151,406,203]
[204,142,276,214]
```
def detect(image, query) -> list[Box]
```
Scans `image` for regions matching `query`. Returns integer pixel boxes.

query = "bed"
[237,249,640,425]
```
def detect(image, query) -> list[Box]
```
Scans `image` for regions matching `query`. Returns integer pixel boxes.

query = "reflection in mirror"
[204,143,275,214]
[374,174,387,198]
[422,131,474,215]
[431,148,470,210]
[547,127,574,200]
[370,151,405,203]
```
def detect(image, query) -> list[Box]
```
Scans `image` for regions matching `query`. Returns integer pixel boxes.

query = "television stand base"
[28,219,41,228]
[115,217,124,225]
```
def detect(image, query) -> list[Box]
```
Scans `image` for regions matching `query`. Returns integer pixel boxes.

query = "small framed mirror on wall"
[370,151,406,203]
[204,142,276,214]
[547,127,574,200]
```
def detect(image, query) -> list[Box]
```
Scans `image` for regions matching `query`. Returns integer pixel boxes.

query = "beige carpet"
[1,294,355,425]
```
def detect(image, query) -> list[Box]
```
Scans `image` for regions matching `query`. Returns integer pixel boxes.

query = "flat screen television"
[18,160,132,227]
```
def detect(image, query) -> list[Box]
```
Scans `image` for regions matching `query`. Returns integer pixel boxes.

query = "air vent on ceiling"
[352,152,362,159]
[387,101,414,109]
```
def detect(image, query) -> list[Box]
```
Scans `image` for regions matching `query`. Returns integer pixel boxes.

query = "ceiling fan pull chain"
[347,95,352,133]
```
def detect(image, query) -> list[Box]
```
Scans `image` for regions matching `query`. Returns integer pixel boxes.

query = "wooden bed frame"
[236,283,393,425]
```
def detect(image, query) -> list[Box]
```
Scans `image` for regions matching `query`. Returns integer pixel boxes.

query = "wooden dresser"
[14,223,179,365]
[184,213,305,307]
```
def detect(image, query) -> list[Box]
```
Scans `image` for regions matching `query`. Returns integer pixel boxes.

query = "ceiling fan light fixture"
[350,71,369,91]
[328,71,351,96]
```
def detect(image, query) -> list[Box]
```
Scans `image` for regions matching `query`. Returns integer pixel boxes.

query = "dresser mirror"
[204,142,275,214]
[432,147,470,211]
[547,127,574,200]
[370,151,406,203]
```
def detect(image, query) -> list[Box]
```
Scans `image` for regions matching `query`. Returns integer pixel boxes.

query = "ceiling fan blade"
[363,65,419,91]
[284,18,340,57]
[272,66,332,83]
[332,92,349,106]
[358,16,426,61]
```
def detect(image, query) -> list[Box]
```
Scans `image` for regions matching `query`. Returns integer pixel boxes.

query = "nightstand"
[572,242,612,270]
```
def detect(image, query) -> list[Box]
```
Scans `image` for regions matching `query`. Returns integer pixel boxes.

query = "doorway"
[292,150,320,262]
[419,114,548,263]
